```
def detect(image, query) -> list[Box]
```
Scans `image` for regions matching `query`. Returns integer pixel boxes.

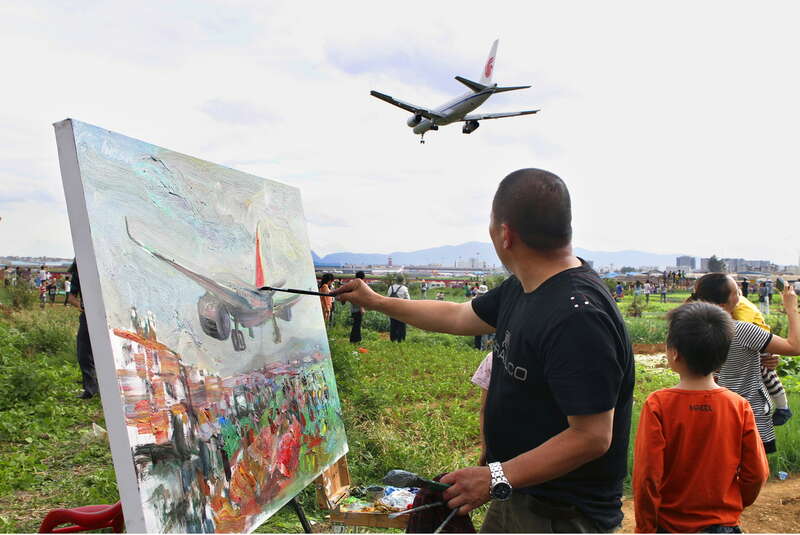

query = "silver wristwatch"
[488,461,512,501]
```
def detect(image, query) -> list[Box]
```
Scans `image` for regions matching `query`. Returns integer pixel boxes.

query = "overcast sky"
[1,1,799,265]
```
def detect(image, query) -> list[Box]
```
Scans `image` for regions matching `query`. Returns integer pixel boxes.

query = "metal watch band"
[489,461,509,486]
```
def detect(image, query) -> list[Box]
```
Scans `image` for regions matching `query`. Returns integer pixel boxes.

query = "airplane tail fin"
[455,76,487,93]
[479,39,499,85]
[255,222,265,288]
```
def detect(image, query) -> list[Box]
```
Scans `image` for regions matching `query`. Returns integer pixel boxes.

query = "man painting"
[336,169,634,532]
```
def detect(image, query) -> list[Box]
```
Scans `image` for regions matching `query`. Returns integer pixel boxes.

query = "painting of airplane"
[370,39,539,143]
[125,218,302,350]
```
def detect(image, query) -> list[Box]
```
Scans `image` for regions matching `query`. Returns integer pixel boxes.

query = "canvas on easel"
[54,119,348,533]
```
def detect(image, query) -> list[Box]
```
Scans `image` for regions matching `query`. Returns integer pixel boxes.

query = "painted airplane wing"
[273,293,303,312]
[124,218,250,310]
[461,110,540,121]
[370,90,446,121]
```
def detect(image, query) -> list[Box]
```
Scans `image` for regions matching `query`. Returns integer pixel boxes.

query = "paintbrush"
[383,470,451,492]
[258,286,336,297]
[433,507,459,534]
[387,501,445,519]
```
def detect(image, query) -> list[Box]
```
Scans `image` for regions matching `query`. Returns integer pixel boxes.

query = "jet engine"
[406,114,422,127]
[197,292,231,341]
[462,120,480,134]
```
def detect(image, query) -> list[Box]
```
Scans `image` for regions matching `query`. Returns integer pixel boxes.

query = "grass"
[0,285,797,532]
[0,296,118,532]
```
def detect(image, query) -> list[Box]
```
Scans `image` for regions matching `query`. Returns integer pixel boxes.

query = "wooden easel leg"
[290,497,313,534]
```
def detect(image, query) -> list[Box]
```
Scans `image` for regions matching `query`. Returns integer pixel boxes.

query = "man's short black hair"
[491,168,572,250]
[355,271,365,279]
[666,301,734,376]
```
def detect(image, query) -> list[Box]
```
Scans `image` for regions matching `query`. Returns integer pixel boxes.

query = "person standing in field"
[327,279,338,326]
[349,271,366,343]
[386,275,410,342]
[643,280,652,304]
[614,281,623,302]
[633,302,768,533]
[733,289,793,425]
[758,282,769,316]
[67,260,98,399]
[471,351,494,466]
[47,278,57,305]
[318,273,334,323]
[63,276,71,306]
[39,275,49,309]
[336,169,634,532]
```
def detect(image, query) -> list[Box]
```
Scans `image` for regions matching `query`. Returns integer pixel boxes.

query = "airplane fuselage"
[229,287,275,327]
[226,286,300,328]
[411,88,493,134]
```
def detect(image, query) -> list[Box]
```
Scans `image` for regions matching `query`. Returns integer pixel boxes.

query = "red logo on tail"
[255,225,266,288]
[484,57,495,79]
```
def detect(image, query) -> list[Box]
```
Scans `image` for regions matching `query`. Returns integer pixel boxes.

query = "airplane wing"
[124,218,251,310]
[273,293,303,311]
[370,90,446,121]
[461,110,540,121]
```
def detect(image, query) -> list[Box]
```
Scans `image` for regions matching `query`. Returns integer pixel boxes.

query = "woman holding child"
[689,273,800,453]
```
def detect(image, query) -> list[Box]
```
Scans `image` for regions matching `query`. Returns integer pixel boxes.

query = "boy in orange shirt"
[634,302,769,533]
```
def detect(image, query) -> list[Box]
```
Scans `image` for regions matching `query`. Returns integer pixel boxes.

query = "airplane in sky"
[370,39,539,143]
[125,218,302,351]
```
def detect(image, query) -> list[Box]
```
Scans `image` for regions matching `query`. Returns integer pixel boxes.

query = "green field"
[0,284,798,532]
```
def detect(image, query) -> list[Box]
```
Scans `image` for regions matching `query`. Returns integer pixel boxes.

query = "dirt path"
[633,343,667,355]
[621,476,800,533]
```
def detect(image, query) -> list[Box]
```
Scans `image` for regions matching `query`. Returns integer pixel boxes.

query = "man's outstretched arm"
[334,279,494,336]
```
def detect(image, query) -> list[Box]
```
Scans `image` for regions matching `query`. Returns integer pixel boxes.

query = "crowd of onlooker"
[1,264,73,308]
[316,273,495,347]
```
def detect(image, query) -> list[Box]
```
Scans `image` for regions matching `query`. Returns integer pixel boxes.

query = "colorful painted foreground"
[111,324,347,533]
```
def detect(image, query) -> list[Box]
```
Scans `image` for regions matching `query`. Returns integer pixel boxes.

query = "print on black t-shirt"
[496,329,529,381]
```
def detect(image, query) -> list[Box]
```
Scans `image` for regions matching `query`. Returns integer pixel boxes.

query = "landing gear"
[231,320,246,351]
[232,330,246,351]
[271,316,282,344]
[420,134,426,144]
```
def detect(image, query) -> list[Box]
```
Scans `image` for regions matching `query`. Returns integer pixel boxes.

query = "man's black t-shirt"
[472,261,634,530]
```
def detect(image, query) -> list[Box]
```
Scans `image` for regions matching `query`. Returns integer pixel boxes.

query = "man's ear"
[502,223,512,250]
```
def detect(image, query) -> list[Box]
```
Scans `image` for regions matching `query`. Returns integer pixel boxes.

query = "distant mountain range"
[312,242,689,270]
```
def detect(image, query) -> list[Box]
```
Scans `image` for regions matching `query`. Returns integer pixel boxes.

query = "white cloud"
[199,99,279,125]
[1,1,799,264]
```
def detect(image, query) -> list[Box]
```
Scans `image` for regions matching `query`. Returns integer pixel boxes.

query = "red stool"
[39,501,124,533]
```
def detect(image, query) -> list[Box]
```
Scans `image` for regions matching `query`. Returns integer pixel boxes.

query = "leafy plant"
[625,317,668,344]
[6,286,37,310]
[778,356,800,379]
[626,294,645,318]
[361,310,389,332]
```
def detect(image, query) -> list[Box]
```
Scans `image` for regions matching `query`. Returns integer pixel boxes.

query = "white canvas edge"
[53,119,147,533]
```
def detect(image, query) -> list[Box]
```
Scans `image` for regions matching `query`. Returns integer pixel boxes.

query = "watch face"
[491,482,512,501]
